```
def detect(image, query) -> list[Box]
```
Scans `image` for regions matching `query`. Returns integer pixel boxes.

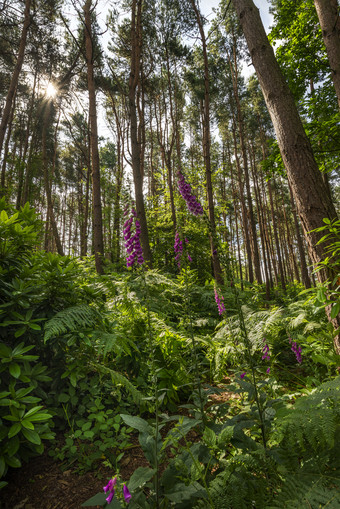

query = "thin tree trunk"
[314,0,340,110]
[288,183,311,288]
[42,103,64,256]
[128,0,152,267]
[0,0,31,158]
[229,44,262,283]
[231,119,254,283]
[190,0,223,284]
[84,0,104,274]
[1,90,16,191]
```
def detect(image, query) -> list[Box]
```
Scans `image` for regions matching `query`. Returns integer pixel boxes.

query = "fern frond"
[268,472,340,509]
[44,305,99,342]
[90,362,143,405]
[93,331,134,358]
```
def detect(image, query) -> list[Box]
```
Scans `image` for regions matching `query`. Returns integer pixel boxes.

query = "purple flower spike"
[177,171,203,216]
[174,231,183,268]
[289,337,302,364]
[266,367,270,374]
[214,287,225,315]
[106,491,115,504]
[124,209,144,268]
[262,344,270,361]
[240,372,246,379]
[123,484,132,503]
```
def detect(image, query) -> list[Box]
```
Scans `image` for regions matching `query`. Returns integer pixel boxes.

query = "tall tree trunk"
[249,144,271,298]
[84,0,104,274]
[268,179,286,290]
[128,0,152,267]
[229,44,262,284]
[231,119,254,283]
[1,90,16,191]
[0,0,31,158]
[232,0,339,350]
[314,0,340,110]
[288,183,311,288]
[190,0,223,284]
[42,103,64,256]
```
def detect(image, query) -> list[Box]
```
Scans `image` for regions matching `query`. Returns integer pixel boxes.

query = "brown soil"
[0,386,234,509]
[0,435,148,509]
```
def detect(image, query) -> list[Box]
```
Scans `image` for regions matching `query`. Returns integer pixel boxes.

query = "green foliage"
[44,304,100,342]
[50,402,133,474]
[0,342,54,485]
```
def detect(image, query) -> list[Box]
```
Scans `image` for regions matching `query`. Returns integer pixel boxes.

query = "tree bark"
[42,103,64,256]
[288,182,311,288]
[190,0,224,284]
[229,42,262,284]
[232,0,339,350]
[314,0,340,110]
[128,0,152,268]
[0,0,31,159]
[84,0,104,274]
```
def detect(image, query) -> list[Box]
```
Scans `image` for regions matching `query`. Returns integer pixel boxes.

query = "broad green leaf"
[8,422,21,438]
[5,455,21,468]
[81,492,122,507]
[128,467,156,491]
[15,387,33,399]
[12,343,34,356]
[21,428,41,445]
[83,430,94,439]
[29,413,52,422]
[165,482,206,502]
[28,323,41,331]
[9,363,21,378]
[58,393,70,403]
[330,301,340,319]
[203,427,216,447]
[120,414,151,433]
[5,436,20,457]
[21,419,34,430]
[24,406,43,418]
[0,344,11,357]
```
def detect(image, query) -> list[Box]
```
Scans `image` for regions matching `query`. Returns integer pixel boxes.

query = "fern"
[44,305,100,342]
[93,330,134,358]
[268,473,340,509]
[90,362,143,405]
[274,377,340,454]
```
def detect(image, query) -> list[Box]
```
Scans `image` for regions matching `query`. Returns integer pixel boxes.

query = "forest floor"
[1,383,236,509]
[0,434,147,509]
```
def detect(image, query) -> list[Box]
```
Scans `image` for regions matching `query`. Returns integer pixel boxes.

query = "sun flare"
[45,82,57,98]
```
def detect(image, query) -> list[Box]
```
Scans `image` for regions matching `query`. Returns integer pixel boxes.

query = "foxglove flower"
[289,337,302,363]
[123,484,132,503]
[106,492,114,504]
[103,477,117,504]
[240,372,246,379]
[174,231,183,267]
[177,171,203,216]
[262,343,270,361]
[214,287,225,315]
[124,209,144,267]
